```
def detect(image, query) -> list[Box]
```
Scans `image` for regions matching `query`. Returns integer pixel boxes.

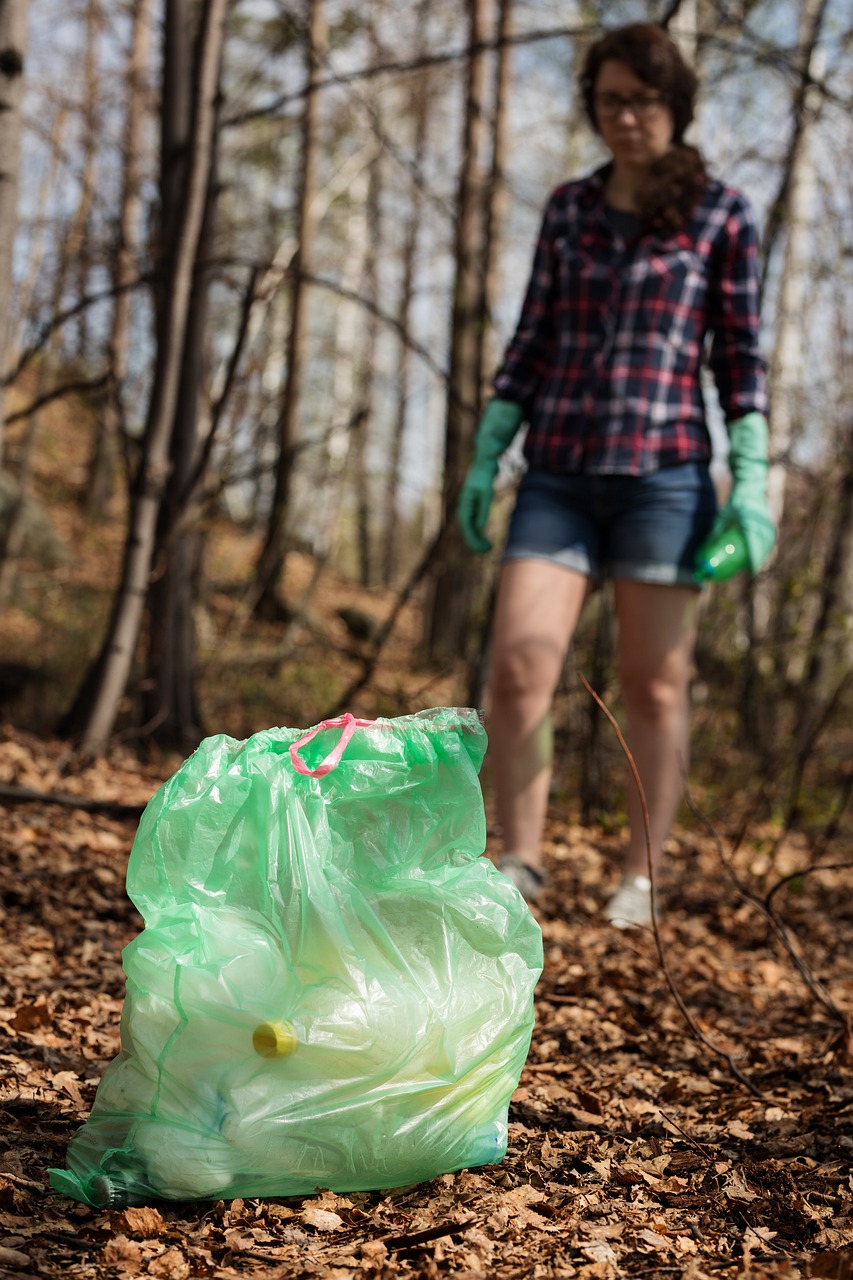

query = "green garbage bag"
[50,708,542,1207]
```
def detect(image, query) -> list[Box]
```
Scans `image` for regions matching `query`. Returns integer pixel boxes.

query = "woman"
[458,22,775,927]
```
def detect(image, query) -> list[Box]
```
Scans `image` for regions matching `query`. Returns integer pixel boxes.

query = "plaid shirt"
[493,166,768,475]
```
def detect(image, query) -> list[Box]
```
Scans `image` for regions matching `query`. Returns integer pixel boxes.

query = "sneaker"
[496,854,549,903]
[604,874,654,929]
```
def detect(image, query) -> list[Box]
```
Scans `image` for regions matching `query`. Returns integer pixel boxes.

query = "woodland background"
[0,1,851,1278]
[1,0,853,793]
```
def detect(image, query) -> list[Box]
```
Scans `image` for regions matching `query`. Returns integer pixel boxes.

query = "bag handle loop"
[289,713,374,777]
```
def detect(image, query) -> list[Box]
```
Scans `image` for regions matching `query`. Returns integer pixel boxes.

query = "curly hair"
[580,22,708,236]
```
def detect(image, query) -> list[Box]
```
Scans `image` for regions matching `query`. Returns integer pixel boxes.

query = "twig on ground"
[657,1109,715,1160]
[580,675,765,1098]
[765,861,853,1028]
[0,782,145,818]
[683,780,852,1045]
[381,1217,478,1251]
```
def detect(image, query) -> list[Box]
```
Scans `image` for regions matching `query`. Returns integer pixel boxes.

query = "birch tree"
[250,0,325,621]
[85,0,153,512]
[739,0,828,745]
[0,0,28,463]
[379,0,433,587]
[422,0,492,666]
[350,152,380,588]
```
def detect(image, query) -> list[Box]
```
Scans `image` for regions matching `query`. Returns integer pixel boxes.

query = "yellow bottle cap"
[253,1020,298,1058]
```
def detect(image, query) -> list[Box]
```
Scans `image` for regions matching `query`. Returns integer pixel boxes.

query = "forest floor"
[0,725,851,1280]
[1,385,852,1277]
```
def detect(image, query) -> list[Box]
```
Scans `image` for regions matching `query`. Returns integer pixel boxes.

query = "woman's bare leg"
[612,579,701,880]
[487,559,589,870]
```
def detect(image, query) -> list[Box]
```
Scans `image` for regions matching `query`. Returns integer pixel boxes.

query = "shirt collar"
[580,164,611,214]
[580,163,692,251]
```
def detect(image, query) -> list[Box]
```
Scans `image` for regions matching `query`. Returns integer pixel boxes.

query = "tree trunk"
[481,0,511,378]
[351,141,381,589]
[251,0,325,620]
[465,0,513,707]
[422,0,491,667]
[0,0,28,465]
[380,0,432,588]
[0,1,91,602]
[69,0,100,366]
[740,0,828,748]
[85,0,152,514]
[60,0,228,754]
[309,160,375,582]
[763,0,827,535]
[784,418,853,824]
[141,0,221,753]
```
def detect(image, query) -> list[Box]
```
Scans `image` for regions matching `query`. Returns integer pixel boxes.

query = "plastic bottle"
[87,1173,128,1210]
[133,1119,237,1200]
[253,1019,298,1057]
[694,525,750,583]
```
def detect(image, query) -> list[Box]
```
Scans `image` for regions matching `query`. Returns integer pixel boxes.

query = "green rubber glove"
[695,411,776,582]
[457,399,524,554]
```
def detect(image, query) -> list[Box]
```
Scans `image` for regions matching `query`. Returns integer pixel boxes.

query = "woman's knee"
[490,636,563,707]
[619,664,689,723]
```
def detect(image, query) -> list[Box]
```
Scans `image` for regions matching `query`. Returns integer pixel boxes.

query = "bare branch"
[4,373,110,426]
[580,675,766,1098]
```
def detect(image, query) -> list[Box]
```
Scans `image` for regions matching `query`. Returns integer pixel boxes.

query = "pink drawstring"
[289,713,375,777]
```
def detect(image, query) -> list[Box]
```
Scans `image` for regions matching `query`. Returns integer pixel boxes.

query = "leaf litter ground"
[0,725,851,1279]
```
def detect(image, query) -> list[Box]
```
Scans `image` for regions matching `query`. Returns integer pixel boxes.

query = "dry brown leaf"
[0,1215,29,1231]
[50,1070,85,1107]
[637,1226,670,1250]
[147,1246,191,1280]
[579,1237,619,1266]
[115,1205,166,1238]
[725,1118,755,1139]
[301,1204,345,1232]
[222,1227,249,1250]
[101,1235,143,1273]
[0,1243,32,1268]
[359,1239,388,1260]
[10,999,50,1032]
[723,1167,758,1202]
[810,1249,853,1278]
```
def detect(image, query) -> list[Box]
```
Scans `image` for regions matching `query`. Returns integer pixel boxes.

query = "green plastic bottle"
[694,525,750,583]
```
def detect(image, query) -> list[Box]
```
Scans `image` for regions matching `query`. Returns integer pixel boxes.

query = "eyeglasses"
[594,92,666,120]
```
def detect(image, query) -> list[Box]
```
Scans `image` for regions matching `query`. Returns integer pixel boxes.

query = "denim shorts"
[503,464,718,585]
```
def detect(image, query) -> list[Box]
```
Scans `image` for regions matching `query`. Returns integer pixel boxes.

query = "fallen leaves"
[0,1243,33,1269]
[0,730,851,1277]
[115,1205,166,1238]
[301,1203,346,1232]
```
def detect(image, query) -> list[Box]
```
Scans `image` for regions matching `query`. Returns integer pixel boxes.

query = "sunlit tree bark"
[740,0,828,747]
[351,129,382,588]
[421,0,492,666]
[0,0,28,464]
[250,0,325,620]
[85,0,153,513]
[140,0,224,753]
[380,0,433,588]
[60,0,229,753]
